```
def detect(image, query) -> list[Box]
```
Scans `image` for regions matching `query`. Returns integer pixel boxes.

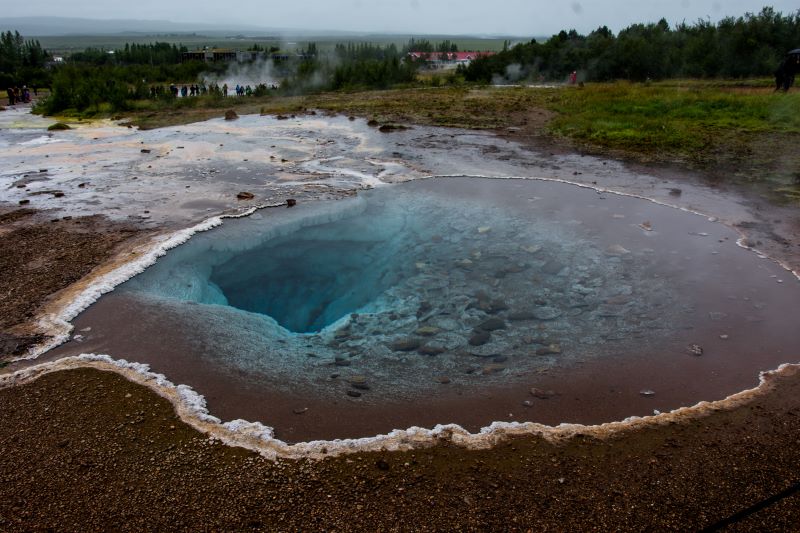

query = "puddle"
[49,177,800,442]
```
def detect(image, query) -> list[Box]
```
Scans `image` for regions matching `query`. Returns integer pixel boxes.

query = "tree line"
[0,30,50,89]
[462,7,800,83]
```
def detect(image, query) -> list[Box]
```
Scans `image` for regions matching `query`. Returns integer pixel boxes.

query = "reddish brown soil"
[0,208,142,358]
[2,367,800,531]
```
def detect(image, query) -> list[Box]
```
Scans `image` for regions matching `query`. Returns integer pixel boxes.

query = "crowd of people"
[5,85,35,105]
[147,82,278,99]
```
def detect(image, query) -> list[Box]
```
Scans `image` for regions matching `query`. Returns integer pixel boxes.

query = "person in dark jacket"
[775,50,800,92]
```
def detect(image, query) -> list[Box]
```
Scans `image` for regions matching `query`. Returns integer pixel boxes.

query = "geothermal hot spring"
[52,175,800,442]
[10,105,794,444]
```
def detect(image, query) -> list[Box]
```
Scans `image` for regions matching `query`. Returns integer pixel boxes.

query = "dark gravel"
[2,367,800,531]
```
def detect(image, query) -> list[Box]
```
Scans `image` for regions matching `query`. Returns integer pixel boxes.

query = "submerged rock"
[605,244,631,256]
[469,330,491,346]
[477,317,506,331]
[532,307,562,321]
[530,388,555,399]
[687,344,704,356]
[418,344,446,356]
[521,245,542,254]
[508,311,538,321]
[481,363,506,375]
[536,344,562,356]
[389,338,421,352]
[415,326,440,337]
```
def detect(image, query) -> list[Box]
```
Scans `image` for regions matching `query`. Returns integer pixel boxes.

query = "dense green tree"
[462,7,800,83]
[0,30,50,88]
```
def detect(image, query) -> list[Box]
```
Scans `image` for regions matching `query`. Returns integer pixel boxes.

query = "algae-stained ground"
[122,81,800,200]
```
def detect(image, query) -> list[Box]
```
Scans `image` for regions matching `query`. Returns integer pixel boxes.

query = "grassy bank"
[546,82,800,192]
[119,81,800,199]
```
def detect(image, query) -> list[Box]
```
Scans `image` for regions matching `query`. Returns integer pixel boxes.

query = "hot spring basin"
[56,178,800,441]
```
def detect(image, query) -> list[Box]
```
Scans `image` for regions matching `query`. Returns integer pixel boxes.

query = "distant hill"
[0,16,528,41]
[0,16,284,36]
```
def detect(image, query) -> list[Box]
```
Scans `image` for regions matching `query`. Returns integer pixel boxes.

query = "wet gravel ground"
[2,366,800,531]
[0,208,144,357]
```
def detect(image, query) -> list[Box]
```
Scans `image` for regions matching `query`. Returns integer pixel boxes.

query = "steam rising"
[203,58,281,91]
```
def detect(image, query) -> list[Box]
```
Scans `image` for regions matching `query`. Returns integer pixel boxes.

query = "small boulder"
[378,124,409,133]
[390,338,421,352]
[469,330,491,346]
[236,191,255,200]
[415,326,440,337]
[532,307,562,321]
[418,345,446,356]
[605,244,631,256]
[530,388,555,399]
[536,344,562,356]
[477,317,506,331]
[687,344,704,356]
[508,311,537,321]
[47,122,71,131]
[481,364,506,375]
[224,109,239,120]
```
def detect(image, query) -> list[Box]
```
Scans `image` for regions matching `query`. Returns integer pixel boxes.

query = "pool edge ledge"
[3,352,798,461]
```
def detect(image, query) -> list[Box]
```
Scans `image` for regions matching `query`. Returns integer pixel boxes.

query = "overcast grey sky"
[7,1,800,35]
